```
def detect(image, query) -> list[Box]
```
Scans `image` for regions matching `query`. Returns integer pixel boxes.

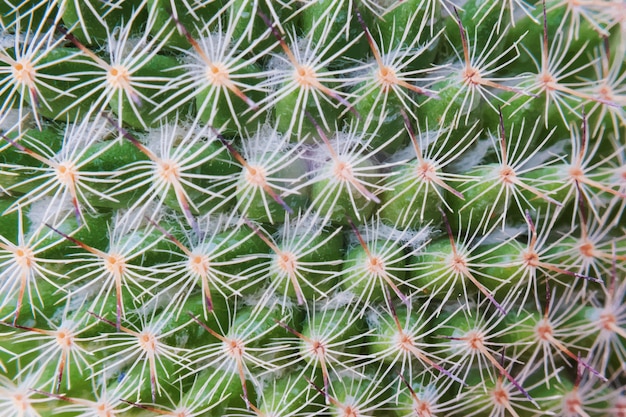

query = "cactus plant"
[0,0,625,416]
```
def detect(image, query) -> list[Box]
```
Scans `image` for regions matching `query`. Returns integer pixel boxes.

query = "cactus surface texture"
[1,0,625,416]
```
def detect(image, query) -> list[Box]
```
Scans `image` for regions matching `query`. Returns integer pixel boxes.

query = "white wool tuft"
[26,197,73,230]
[319,291,356,311]
[0,109,29,132]
[276,210,328,241]
[0,33,18,49]
[376,223,432,249]
[244,124,294,157]
[448,138,491,173]
[106,32,147,58]
[365,308,382,328]
[526,139,568,169]
[478,225,525,246]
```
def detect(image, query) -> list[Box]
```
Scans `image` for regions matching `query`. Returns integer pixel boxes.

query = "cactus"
[0,1,625,416]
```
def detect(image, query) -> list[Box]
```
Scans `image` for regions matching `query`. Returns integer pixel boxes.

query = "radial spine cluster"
[0,0,625,416]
